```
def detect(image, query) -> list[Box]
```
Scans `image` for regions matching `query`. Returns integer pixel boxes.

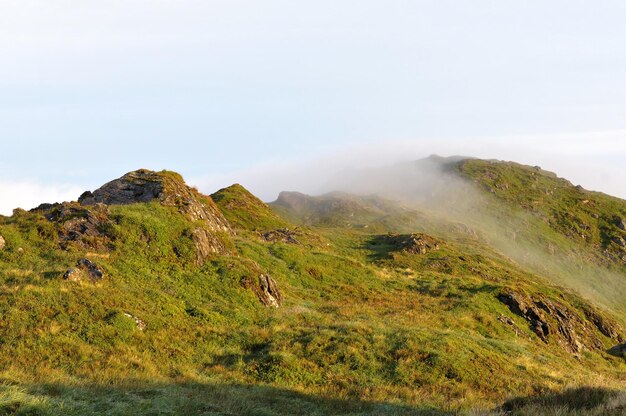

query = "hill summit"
[0,160,625,415]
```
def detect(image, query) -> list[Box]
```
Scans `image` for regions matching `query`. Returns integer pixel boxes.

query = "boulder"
[0,235,5,251]
[63,258,105,282]
[257,274,283,308]
[261,228,300,244]
[386,233,440,255]
[616,217,626,231]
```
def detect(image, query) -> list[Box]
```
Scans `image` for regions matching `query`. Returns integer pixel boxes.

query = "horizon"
[2,141,626,216]
[1,1,625,213]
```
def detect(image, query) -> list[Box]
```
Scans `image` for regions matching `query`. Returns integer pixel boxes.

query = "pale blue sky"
[1,1,625,213]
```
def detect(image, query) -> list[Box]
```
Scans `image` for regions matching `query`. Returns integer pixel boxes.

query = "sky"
[1,1,625,214]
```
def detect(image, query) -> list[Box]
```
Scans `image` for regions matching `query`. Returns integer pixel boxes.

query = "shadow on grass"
[361,235,399,262]
[500,386,626,415]
[0,380,451,416]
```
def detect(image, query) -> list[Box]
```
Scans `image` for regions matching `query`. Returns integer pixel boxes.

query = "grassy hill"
[0,165,625,415]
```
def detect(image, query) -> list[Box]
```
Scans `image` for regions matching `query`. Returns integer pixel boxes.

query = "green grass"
[0,167,625,415]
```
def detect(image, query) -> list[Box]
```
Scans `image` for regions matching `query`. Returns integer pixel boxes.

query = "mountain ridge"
[0,158,625,415]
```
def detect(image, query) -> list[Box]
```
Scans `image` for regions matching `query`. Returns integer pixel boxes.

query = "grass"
[0,166,625,414]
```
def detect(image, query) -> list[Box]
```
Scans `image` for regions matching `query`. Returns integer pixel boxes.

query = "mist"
[316,154,626,320]
[193,131,626,203]
[210,146,626,320]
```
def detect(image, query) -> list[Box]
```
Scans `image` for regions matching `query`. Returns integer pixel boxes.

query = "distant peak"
[79,169,187,206]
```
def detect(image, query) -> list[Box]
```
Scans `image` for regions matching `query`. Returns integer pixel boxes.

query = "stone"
[497,289,623,354]
[63,258,105,282]
[261,228,300,244]
[32,202,112,251]
[386,233,440,255]
[0,235,5,251]
[190,227,230,266]
[616,217,626,231]
[79,169,233,263]
[498,290,550,343]
[63,268,80,281]
[123,313,146,331]
[257,274,283,308]
[583,306,624,342]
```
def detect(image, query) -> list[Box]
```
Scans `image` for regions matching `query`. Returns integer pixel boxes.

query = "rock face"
[256,274,283,307]
[498,290,551,343]
[0,235,5,251]
[80,169,233,263]
[498,289,623,354]
[33,202,112,251]
[64,258,105,282]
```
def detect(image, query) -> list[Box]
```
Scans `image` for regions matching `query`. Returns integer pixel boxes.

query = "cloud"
[1,130,623,216]
[0,181,83,216]
[192,130,626,202]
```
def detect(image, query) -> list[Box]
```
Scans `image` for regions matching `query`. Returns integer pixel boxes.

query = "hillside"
[0,165,625,415]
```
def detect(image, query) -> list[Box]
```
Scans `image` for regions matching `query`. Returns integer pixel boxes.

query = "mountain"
[0,161,625,415]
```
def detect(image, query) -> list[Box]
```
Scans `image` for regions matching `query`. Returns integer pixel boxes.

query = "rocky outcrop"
[189,227,230,266]
[0,235,5,251]
[33,202,112,251]
[383,233,440,255]
[616,217,626,231]
[583,306,625,342]
[261,228,300,244]
[64,258,105,282]
[498,289,623,354]
[80,169,233,263]
[255,274,283,308]
[498,290,551,343]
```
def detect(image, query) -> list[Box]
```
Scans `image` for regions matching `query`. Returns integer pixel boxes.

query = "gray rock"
[64,258,105,282]
[63,268,80,281]
[257,274,282,308]
[381,233,440,255]
[261,228,300,244]
[79,169,233,263]
[77,258,104,280]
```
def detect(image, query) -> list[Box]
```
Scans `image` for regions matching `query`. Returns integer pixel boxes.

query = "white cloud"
[192,130,626,202]
[1,131,623,217]
[0,181,82,216]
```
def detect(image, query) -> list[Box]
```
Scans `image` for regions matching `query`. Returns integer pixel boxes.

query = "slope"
[0,168,624,415]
